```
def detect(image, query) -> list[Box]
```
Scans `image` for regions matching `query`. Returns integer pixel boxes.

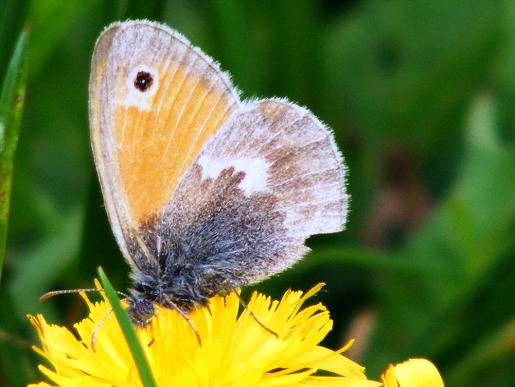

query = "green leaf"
[364,94,515,377]
[124,0,166,20]
[97,267,156,387]
[0,0,30,80]
[207,0,257,94]
[0,28,29,282]
[27,0,98,76]
[447,317,515,386]
[10,205,84,319]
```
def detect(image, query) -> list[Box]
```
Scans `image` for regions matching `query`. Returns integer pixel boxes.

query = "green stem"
[0,27,29,282]
[97,267,157,387]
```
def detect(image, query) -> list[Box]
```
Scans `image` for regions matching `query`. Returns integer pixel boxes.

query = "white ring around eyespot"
[123,65,159,110]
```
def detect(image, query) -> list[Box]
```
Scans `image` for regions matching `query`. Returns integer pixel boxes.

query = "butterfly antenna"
[40,288,129,302]
[235,291,278,338]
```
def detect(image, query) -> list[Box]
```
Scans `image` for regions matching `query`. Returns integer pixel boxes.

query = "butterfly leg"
[165,297,202,345]
[234,291,278,338]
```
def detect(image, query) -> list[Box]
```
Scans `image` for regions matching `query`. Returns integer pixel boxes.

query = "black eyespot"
[134,71,153,92]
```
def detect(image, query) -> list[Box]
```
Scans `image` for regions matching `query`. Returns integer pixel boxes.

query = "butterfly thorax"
[126,261,233,326]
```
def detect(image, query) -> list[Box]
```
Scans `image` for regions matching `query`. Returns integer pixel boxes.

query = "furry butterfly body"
[89,21,348,325]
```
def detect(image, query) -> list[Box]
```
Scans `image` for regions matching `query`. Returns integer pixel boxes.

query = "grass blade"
[0,27,29,282]
[97,267,156,387]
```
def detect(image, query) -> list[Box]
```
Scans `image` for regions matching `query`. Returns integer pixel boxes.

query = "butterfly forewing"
[89,21,240,264]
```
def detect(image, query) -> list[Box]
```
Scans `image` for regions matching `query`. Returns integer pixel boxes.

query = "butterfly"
[88,20,348,326]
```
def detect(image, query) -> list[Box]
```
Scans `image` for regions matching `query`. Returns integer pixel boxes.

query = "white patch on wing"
[198,155,269,196]
[122,65,159,110]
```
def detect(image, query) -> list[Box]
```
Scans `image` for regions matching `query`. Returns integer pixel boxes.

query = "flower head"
[381,358,444,387]
[29,283,380,386]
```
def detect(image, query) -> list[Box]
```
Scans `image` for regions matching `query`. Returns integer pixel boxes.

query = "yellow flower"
[381,358,444,387]
[28,283,380,387]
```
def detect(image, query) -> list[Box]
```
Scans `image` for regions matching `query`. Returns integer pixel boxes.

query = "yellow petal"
[28,283,379,386]
[381,358,444,387]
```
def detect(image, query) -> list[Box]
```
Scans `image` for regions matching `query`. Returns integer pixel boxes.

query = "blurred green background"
[1,0,514,386]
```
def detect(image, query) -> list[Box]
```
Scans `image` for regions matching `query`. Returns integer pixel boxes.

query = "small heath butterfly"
[88,20,348,325]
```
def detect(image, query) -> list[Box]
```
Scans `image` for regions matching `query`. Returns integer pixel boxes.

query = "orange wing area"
[115,67,236,223]
[90,21,240,230]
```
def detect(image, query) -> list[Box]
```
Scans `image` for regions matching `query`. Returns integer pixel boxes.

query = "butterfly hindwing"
[89,21,240,266]
[153,99,347,289]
